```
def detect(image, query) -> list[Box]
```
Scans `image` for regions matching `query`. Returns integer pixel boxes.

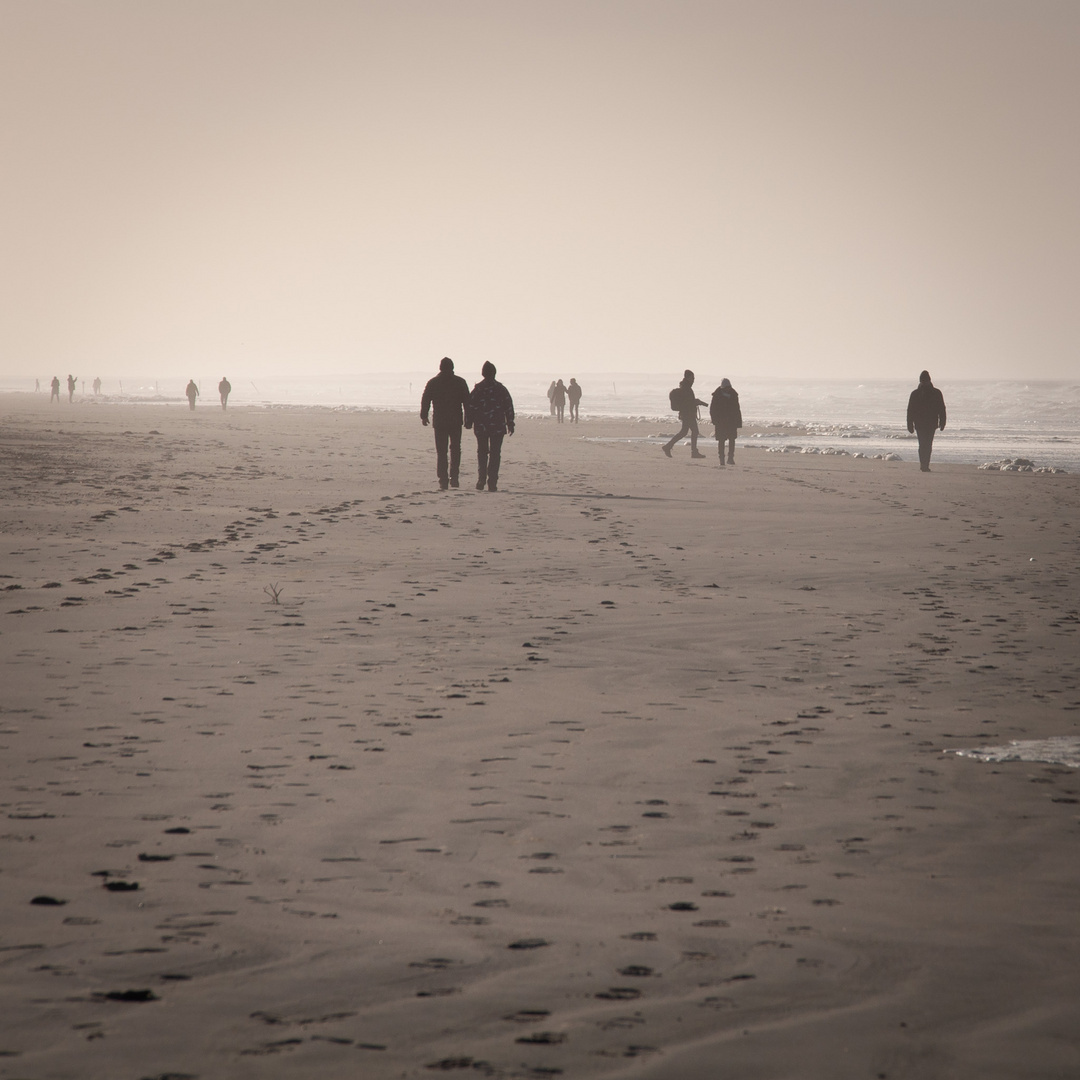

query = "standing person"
[92,377,102,395]
[185,379,199,411]
[470,361,515,492]
[218,377,232,410]
[709,378,742,466]
[567,378,582,423]
[662,369,707,459]
[420,357,472,490]
[547,381,557,416]
[50,376,60,402]
[551,379,568,423]
[906,370,947,472]
[66,374,77,403]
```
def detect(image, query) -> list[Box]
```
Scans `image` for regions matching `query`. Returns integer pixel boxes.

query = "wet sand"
[1,393,1079,1080]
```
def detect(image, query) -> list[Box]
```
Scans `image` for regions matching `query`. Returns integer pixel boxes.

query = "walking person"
[906,370,947,472]
[547,381,557,416]
[218,377,231,410]
[551,379,568,423]
[50,376,60,403]
[567,378,582,423]
[662,369,707,459]
[470,362,515,492]
[66,374,77,403]
[420,357,472,490]
[709,378,742,466]
[185,379,199,411]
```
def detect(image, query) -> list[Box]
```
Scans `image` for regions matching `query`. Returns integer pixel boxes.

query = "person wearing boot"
[709,378,742,466]
[663,369,707,459]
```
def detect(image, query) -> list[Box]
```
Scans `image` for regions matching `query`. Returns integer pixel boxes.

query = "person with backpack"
[710,378,742,466]
[662,370,707,459]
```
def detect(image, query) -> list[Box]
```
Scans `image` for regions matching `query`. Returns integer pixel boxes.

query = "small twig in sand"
[264,582,283,604]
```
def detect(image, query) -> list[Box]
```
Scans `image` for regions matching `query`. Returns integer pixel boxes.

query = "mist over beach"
[3,3,1080,1078]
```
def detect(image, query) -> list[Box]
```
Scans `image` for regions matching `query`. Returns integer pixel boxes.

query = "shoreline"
[2,398,1079,1079]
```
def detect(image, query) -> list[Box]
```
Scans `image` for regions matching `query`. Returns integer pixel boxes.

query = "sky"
[1,0,1078,382]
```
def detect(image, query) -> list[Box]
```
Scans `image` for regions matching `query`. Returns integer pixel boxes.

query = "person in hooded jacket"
[710,378,743,466]
[906,370,947,472]
[421,357,472,490]
[470,362,515,491]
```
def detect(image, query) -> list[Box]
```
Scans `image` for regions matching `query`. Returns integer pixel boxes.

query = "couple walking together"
[421,358,514,492]
[663,369,742,465]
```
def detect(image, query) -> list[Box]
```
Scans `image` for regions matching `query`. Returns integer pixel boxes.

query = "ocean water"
[5,373,1078,471]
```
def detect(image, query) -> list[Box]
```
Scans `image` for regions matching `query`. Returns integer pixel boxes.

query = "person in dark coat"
[567,378,582,423]
[551,379,568,423]
[469,361,514,492]
[67,374,77,403]
[185,379,199,410]
[662,369,707,459]
[906,370,947,472]
[50,376,60,403]
[218,377,232,410]
[710,378,743,466]
[420,357,472,490]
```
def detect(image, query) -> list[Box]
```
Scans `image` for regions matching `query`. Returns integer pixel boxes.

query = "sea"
[4,373,1078,472]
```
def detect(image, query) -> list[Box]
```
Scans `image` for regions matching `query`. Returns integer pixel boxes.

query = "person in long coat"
[710,378,743,466]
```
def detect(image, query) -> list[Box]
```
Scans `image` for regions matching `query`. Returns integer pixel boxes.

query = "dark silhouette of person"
[551,379,568,423]
[421,357,472,490]
[218,377,231,410]
[66,374,76,403]
[92,377,102,395]
[185,379,199,410]
[663,369,707,458]
[470,361,515,491]
[907,370,947,472]
[547,381,557,416]
[50,376,60,402]
[710,378,743,466]
[567,378,582,422]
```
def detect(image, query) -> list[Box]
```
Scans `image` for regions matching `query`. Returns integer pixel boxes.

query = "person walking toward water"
[421,357,472,490]
[567,378,582,422]
[907,370,947,472]
[470,361,515,492]
[185,380,199,410]
[218,377,231,410]
[92,377,101,395]
[50,376,60,403]
[710,378,742,466]
[663,370,707,459]
[66,375,76,403]
[551,379,568,423]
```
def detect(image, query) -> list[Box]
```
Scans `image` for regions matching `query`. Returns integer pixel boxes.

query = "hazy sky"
[2,0,1077,381]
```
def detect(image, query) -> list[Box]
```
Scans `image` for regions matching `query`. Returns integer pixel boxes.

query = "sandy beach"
[1,393,1078,1080]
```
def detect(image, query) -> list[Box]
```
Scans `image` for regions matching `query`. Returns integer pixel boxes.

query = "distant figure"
[50,376,60,402]
[218,377,231,410]
[66,374,76,403]
[470,361,515,492]
[92,377,102,395]
[420,357,472,490]
[35,378,40,393]
[567,378,582,423]
[907,370,947,472]
[547,381,557,416]
[185,379,199,411]
[551,379,568,423]
[663,369,707,459]
[710,378,743,466]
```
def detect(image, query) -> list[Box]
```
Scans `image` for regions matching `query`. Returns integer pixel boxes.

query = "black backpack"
[669,387,683,412]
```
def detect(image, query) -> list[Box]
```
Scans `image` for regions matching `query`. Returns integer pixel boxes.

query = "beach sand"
[1,393,1078,1080]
